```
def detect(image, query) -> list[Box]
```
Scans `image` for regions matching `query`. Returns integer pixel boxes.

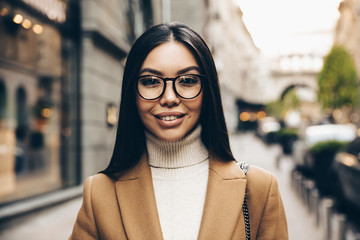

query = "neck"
[145,125,209,169]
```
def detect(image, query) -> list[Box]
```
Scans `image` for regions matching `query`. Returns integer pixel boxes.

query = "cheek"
[190,94,203,117]
[136,96,151,121]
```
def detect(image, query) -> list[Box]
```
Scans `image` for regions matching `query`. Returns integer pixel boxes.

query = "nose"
[159,81,180,106]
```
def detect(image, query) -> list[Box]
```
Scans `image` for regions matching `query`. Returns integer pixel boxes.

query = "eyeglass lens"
[137,74,203,100]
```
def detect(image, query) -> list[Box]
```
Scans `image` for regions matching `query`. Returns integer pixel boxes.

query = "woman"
[70,23,288,240]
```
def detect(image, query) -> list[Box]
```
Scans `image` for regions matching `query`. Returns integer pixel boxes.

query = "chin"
[155,130,188,142]
[158,134,183,142]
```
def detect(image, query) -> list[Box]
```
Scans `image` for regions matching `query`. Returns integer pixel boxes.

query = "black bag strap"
[237,161,250,240]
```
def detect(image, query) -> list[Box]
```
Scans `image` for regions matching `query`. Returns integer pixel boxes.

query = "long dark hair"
[101,23,234,178]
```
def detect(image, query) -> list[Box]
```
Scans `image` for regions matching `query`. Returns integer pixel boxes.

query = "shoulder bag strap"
[237,161,250,240]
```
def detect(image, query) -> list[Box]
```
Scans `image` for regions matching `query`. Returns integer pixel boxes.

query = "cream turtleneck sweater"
[145,126,209,240]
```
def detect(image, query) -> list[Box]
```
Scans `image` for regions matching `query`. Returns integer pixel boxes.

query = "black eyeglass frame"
[136,74,206,100]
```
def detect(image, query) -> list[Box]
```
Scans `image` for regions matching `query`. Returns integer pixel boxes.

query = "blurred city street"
[230,132,324,240]
[0,132,323,240]
[0,196,81,240]
[1,0,360,239]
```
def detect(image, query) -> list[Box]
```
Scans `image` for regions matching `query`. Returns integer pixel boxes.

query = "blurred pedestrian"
[69,22,288,240]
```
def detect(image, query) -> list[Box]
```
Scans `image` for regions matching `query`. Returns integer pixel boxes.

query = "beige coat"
[69,155,288,240]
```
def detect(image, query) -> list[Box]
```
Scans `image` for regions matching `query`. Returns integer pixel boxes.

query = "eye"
[177,75,201,86]
[138,76,162,87]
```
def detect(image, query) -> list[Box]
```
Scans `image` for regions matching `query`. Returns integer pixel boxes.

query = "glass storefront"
[0,0,79,205]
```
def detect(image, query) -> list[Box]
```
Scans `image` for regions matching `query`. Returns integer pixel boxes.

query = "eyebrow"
[139,68,163,76]
[176,66,201,75]
[139,66,201,76]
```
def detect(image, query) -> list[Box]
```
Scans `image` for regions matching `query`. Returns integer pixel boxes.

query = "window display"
[0,1,78,205]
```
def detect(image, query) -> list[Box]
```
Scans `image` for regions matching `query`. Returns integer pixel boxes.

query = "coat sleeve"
[69,176,99,240]
[256,174,288,240]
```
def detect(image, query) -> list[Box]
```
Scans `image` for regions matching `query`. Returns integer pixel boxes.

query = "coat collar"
[198,158,247,240]
[115,154,247,240]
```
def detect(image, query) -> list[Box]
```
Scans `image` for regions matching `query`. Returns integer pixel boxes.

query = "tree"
[318,46,359,110]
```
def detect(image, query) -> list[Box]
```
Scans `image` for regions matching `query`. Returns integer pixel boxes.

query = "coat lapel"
[198,158,247,240]
[114,155,246,240]
[115,154,164,240]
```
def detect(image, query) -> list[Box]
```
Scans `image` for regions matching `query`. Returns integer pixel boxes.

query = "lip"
[154,112,186,128]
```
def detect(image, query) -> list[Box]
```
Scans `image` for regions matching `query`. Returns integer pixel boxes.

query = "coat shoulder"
[71,175,127,239]
[245,166,288,239]
[91,173,116,184]
[247,166,273,186]
[83,174,117,200]
[209,159,246,180]
[246,166,277,200]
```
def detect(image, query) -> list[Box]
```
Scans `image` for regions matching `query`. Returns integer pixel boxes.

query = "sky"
[237,0,342,58]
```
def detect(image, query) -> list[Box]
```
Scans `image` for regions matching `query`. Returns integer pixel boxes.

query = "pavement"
[0,132,323,240]
[230,132,324,240]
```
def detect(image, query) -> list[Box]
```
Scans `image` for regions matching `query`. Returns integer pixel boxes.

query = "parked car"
[293,124,357,197]
[304,124,357,146]
[294,124,357,167]
[335,137,360,212]
[256,117,281,143]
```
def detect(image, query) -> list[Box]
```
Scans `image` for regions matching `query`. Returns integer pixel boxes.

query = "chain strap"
[242,195,250,240]
[237,161,250,240]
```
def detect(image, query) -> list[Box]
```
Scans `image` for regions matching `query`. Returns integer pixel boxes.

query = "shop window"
[0,80,15,198]
[0,78,63,204]
[16,87,27,127]
[15,87,28,175]
[0,0,80,207]
[0,81,6,121]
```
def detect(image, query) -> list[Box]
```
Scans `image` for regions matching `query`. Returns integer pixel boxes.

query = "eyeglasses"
[137,74,205,100]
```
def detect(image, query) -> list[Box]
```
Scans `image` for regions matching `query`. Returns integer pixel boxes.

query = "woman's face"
[136,41,203,142]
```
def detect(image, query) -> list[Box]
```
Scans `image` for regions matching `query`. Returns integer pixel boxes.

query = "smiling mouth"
[155,115,185,121]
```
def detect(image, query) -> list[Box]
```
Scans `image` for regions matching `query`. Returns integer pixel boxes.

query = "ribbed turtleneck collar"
[145,125,209,169]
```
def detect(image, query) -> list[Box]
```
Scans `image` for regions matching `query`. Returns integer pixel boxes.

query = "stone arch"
[274,74,318,101]
[280,84,309,100]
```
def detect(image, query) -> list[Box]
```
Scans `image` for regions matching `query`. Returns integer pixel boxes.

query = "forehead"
[141,41,199,74]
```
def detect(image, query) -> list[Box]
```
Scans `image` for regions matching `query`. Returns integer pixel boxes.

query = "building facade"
[0,0,161,219]
[335,0,360,76]
[334,0,360,126]
[204,0,270,132]
[78,0,161,181]
[0,0,72,208]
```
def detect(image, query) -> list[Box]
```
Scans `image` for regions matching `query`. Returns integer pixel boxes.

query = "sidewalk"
[0,132,322,240]
[0,198,82,240]
[229,132,323,240]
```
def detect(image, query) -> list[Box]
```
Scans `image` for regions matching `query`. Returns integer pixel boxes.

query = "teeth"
[160,115,179,121]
